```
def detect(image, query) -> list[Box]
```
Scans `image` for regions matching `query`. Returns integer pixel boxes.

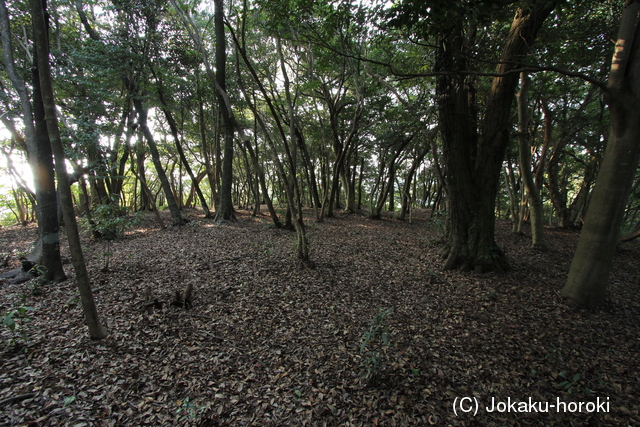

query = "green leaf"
[3,315,15,331]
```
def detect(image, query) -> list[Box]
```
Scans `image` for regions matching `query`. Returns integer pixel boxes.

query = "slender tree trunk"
[357,158,364,210]
[277,36,309,262]
[371,137,412,219]
[399,145,430,221]
[111,110,135,202]
[198,79,217,210]
[504,162,520,230]
[567,156,597,225]
[135,134,151,211]
[387,168,395,213]
[131,169,166,229]
[158,99,211,217]
[517,72,546,249]
[31,0,106,338]
[296,126,321,220]
[133,99,184,225]
[562,2,640,308]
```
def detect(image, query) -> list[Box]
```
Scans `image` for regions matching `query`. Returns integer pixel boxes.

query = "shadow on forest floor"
[1,208,638,426]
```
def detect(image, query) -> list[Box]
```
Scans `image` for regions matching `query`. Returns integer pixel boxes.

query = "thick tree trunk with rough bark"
[0,0,65,282]
[31,0,106,339]
[214,0,236,222]
[437,1,557,272]
[562,1,640,308]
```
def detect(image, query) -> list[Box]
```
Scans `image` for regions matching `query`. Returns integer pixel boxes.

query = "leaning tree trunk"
[438,1,557,273]
[160,102,211,218]
[399,144,430,221]
[517,72,546,250]
[133,99,184,226]
[277,35,310,263]
[561,1,640,308]
[31,0,106,338]
[232,40,285,228]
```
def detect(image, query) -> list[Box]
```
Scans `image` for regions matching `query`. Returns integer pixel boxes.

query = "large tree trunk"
[561,2,640,308]
[214,0,236,222]
[0,0,65,282]
[31,52,67,281]
[517,72,546,250]
[437,1,557,272]
[31,0,106,339]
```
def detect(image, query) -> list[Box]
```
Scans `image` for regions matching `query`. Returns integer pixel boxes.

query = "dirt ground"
[1,209,638,426]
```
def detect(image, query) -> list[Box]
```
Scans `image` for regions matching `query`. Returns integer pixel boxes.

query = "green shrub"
[91,204,138,240]
[359,308,393,385]
[1,305,35,348]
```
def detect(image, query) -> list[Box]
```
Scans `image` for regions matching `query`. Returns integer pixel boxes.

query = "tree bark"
[232,44,283,228]
[31,0,106,338]
[277,35,309,262]
[399,144,430,221]
[516,72,546,249]
[156,84,211,218]
[437,1,557,272]
[214,0,236,222]
[133,99,184,225]
[561,1,640,308]
[371,136,413,219]
[0,0,66,282]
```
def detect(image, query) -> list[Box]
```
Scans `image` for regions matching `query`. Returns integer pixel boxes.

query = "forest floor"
[0,208,638,426]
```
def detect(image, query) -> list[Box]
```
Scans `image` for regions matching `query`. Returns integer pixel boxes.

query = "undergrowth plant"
[556,372,592,395]
[359,308,393,385]
[175,397,204,422]
[86,203,139,271]
[1,305,35,349]
[91,203,137,240]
